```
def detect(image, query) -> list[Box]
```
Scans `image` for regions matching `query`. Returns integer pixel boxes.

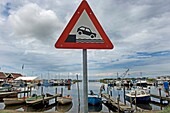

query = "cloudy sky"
[0,0,170,79]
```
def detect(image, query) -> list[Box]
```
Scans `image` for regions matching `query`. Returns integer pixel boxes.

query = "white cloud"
[8,3,63,42]
[0,0,170,79]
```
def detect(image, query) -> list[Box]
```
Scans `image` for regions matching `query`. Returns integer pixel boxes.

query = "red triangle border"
[55,0,114,49]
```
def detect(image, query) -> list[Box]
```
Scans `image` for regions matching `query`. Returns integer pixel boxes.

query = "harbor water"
[0,82,168,112]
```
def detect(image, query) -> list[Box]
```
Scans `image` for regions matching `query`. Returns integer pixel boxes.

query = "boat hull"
[3,98,25,105]
[0,92,17,100]
[88,97,102,105]
[57,97,72,104]
[125,95,151,103]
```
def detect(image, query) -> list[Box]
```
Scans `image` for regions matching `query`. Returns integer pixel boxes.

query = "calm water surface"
[0,82,168,112]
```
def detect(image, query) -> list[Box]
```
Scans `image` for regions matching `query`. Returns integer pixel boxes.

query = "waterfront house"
[0,72,6,84]
[0,72,23,84]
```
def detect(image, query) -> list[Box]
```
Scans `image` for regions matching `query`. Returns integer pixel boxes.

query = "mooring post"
[55,88,57,94]
[110,91,112,96]
[135,90,137,111]
[41,86,43,95]
[24,86,26,97]
[130,96,132,108]
[61,88,63,96]
[27,87,29,97]
[55,88,58,103]
[159,88,162,104]
[30,86,32,96]
[123,86,126,105]
[107,86,109,94]
[118,94,120,113]
[42,94,45,105]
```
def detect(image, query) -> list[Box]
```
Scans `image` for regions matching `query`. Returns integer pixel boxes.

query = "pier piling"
[41,86,44,95]
[55,88,57,94]
[135,90,137,111]
[159,88,162,104]
[123,86,126,105]
[117,94,120,112]
[61,88,63,96]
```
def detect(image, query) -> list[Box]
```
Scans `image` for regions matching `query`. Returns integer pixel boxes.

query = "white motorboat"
[125,89,150,103]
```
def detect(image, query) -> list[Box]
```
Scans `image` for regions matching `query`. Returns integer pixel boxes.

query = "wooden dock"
[101,93,133,112]
[26,93,62,106]
[151,94,170,101]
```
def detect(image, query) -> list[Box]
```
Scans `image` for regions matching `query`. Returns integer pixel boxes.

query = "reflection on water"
[88,103,102,112]
[0,82,109,112]
[5,103,63,112]
[136,103,152,110]
[0,83,169,112]
[4,104,23,110]
[56,102,73,112]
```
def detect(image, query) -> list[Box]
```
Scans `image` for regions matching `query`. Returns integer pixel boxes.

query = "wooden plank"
[102,93,133,112]
[150,94,170,101]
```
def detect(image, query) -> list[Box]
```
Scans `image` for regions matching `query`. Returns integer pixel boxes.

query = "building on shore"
[0,72,23,84]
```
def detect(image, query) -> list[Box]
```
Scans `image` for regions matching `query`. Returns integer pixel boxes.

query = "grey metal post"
[83,49,88,113]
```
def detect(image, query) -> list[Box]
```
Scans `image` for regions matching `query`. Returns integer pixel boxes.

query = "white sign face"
[65,11,104,43]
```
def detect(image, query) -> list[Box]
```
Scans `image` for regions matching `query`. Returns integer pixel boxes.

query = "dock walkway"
[151,94,170,101]
[101,93,133,112]
[26,93,62,105]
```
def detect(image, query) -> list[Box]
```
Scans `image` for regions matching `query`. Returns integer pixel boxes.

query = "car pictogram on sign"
[77,26,96,38]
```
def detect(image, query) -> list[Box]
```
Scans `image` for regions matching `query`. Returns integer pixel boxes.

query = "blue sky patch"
[1,2,11,17]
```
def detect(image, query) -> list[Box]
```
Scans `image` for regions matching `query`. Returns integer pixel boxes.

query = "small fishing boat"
[3,97,26,105]
[88,90,102,105]
[25,94,46,106]
[0,87,11,92]
[57,95,72,104]
[125,89,151,103]
[0,92,17,99]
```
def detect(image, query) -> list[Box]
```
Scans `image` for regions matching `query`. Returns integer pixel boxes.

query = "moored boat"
[0,92,17,100]
[88,90,101,105]
[57,95,72,104]
[3,97,26,105]
[125,89,151,103]
[56,102,73,112]
[26,94,43,102]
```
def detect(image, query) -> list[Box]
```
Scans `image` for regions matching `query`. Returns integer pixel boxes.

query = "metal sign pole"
[83,49,88,113]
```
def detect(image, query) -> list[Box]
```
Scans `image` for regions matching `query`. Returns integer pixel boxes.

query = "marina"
[0,80,169,112]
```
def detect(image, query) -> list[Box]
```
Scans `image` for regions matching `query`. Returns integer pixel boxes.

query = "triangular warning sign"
[55,0,114,49]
